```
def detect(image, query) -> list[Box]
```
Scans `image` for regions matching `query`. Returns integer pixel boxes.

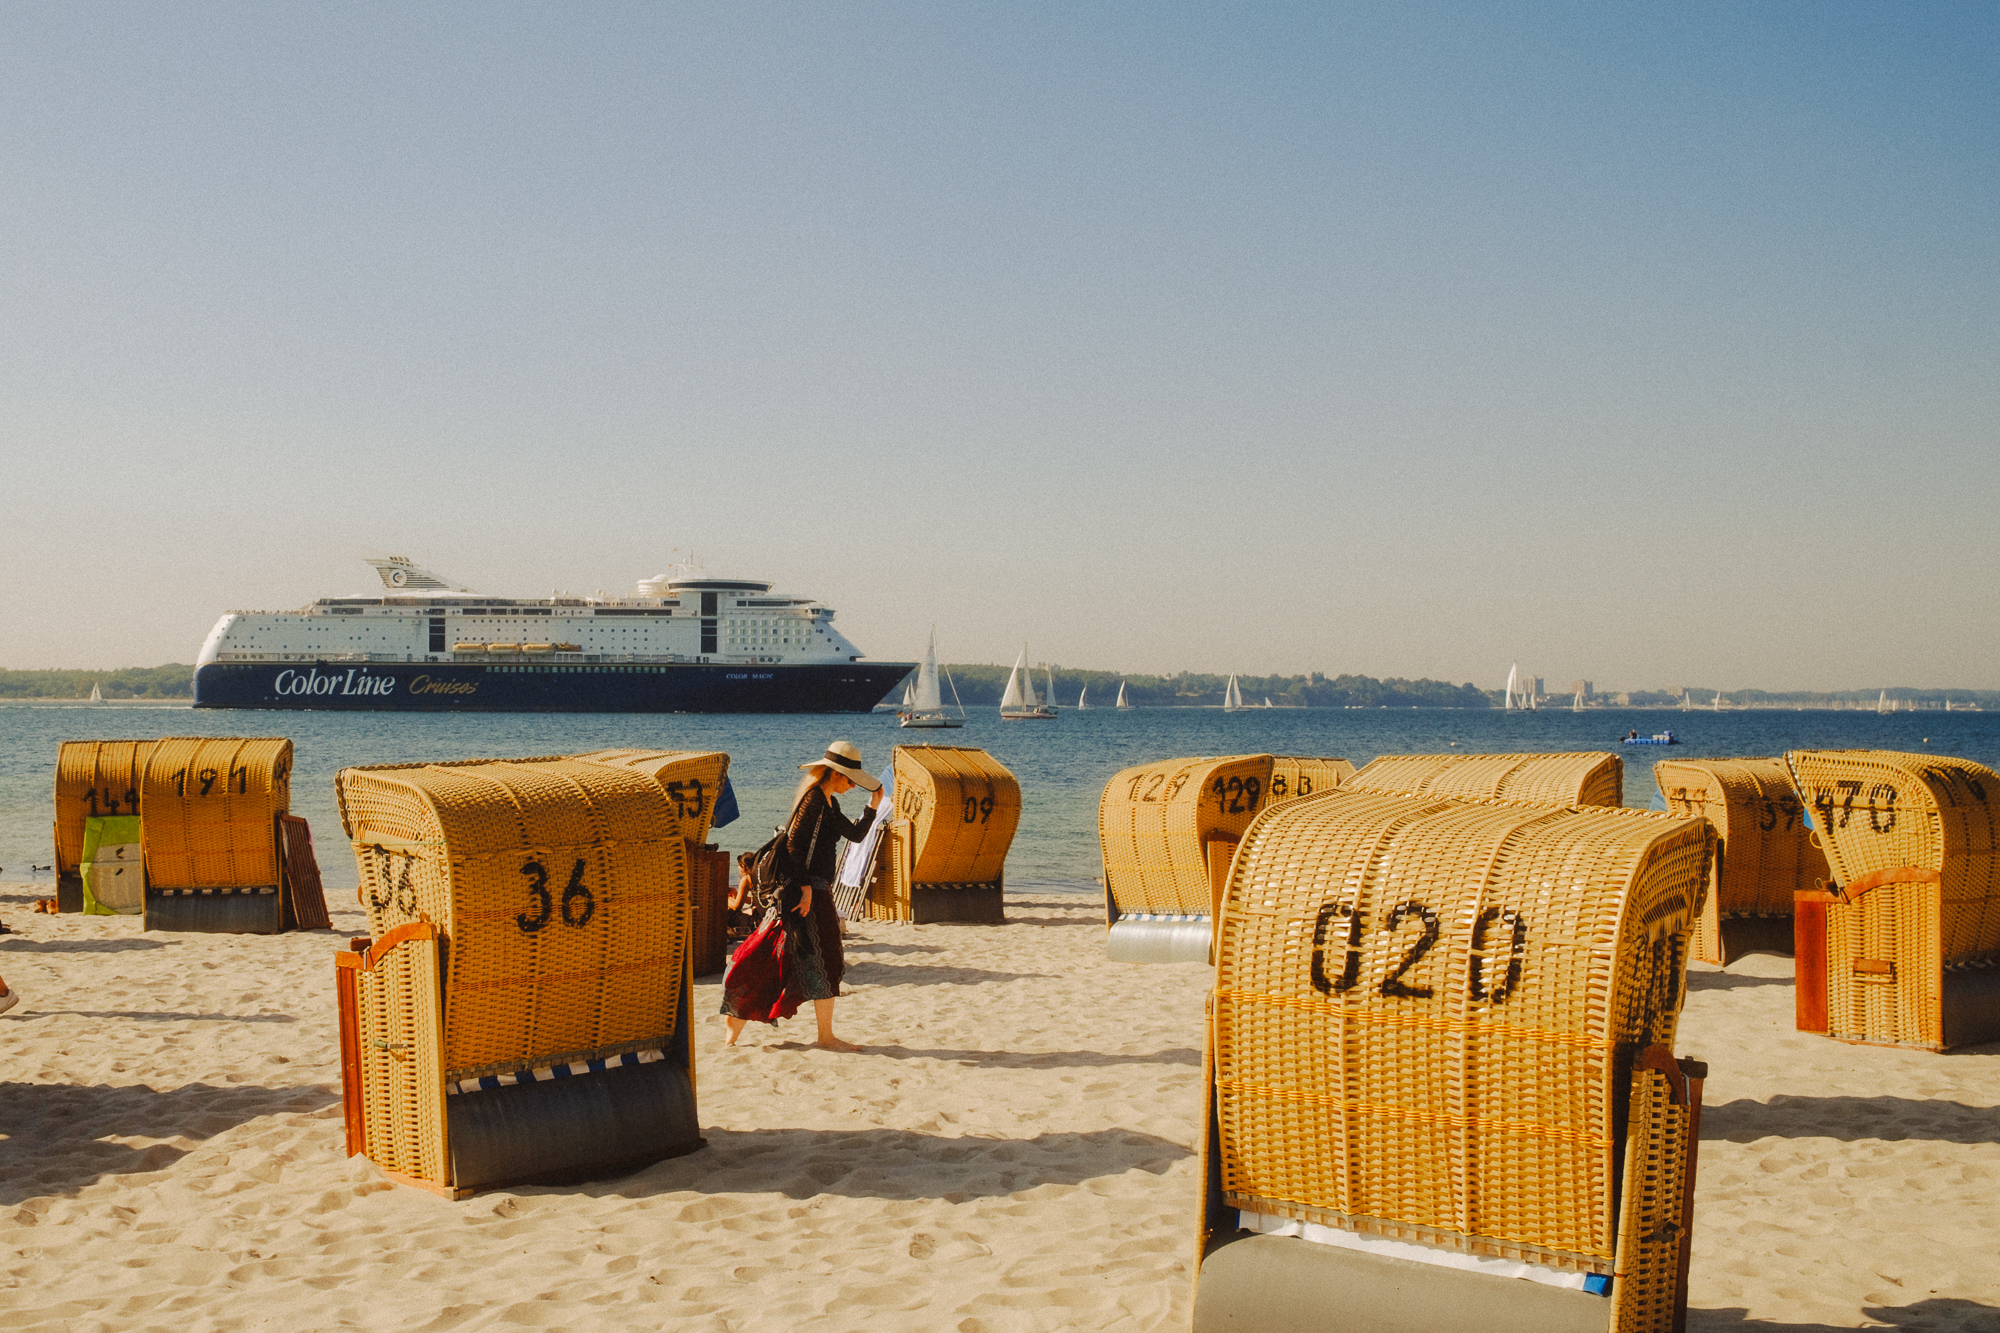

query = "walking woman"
[722,740,883,1051]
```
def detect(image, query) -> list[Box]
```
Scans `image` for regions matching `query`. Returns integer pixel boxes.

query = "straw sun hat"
[799,739,882,792]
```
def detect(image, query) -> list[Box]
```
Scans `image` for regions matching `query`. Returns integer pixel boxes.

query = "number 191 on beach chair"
[334,758,703,1198]
[1194,790,1712,1333]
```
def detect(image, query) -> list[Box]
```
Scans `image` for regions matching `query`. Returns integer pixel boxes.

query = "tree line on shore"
[0,665,197,699]
[921,666,1490,709]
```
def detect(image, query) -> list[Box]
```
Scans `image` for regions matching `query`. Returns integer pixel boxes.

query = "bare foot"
[814,1035,862,1052]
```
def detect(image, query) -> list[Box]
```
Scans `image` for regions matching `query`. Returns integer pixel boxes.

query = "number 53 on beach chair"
[1193,790,1712,1333]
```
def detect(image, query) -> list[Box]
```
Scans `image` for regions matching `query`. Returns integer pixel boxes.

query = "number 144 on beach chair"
[1193,790,1712,1333]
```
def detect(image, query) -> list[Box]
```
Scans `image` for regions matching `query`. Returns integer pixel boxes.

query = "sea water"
[2,702,1996,897]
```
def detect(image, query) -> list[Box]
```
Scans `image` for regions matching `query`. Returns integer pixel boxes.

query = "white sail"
[914,630,943,711]
[1116,681,1130,708]
[1505,663,1518,710]
[88,682,103,703]
[1023,669,1039,708]
[1223,673,1242,712]
[1078,686,1088,710]
[901,675,916,707]
[1878,690,1889,714]
[1001,648,1027,708]
[1044,665,1057,711]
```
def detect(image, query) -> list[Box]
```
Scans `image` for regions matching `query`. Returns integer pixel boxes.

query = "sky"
[2,3,1995,692]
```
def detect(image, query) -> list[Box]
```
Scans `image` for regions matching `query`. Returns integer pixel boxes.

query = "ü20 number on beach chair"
[1194,789,1712,1333]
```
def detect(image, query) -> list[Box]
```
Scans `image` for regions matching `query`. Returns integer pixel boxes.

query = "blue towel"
[713,776,740,828]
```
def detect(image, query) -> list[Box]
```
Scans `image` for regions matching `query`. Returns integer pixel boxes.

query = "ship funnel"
[366,555,475,594]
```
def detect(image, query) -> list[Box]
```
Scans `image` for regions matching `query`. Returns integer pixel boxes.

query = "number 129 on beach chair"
[1194,790,1712,1333]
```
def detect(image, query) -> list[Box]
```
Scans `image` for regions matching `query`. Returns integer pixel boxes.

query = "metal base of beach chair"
[908,883,1005,924]
[1192,1233,1610,1333]
[56,873,83,914]
[1106,915,1212,964]
[447,1057,703,1192]
[144,890,288,934]
[1941,970,2000,1050]
[1717,914,1794,963]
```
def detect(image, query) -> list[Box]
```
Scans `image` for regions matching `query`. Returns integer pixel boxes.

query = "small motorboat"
[1621,730,1679,745]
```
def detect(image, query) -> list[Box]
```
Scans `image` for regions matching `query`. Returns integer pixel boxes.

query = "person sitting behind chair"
[727,851,760,936]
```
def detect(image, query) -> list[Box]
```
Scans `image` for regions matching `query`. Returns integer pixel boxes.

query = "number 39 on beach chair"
[1194,790,1712,1333]
[1784,750,2000,1051]
[1655,758,1827,966]
[333,758,703,1198]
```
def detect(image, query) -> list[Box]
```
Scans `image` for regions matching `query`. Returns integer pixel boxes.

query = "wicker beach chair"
[569,750,735,971]
[1783,750,2000,1050]
[859,745,1020,924]
[1347,751,1624,808]
[138,737,295,934]
[333,757,701,1197]
[1655,758,1826,966]
[1193,788,1712,1333]
[53,740,154,912]
[1267,756,1355,806]
[1098,755,1275,963]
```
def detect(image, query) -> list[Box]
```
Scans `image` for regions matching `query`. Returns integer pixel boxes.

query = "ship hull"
[194,661,913,713]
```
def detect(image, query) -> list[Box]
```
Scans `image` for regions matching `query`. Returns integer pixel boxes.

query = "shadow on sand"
[1692,1299,2000,1331]
[0,1080,338,1206]
[1702,1095,2000,1145]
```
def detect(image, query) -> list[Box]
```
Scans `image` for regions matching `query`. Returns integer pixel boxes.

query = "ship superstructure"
[193,556,912,713]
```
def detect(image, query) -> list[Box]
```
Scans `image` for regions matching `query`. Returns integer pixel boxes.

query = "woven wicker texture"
[1211,789,1709,1274]
[1784,750,2000,1048]
[1610,1064,1696,1332]
[569,749,732,847]
[353,930,449,1184]
[1267,756,1355,807]
[892,746,1021,886]
[1100,756,1276,917]
[1656,758,1828,965]
[1347,752,1623,808]
[139,738,293,890]
[54,740,155,881]
[335,759,688,1080]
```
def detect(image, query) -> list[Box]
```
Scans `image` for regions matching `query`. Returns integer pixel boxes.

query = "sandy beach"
[2,884,1996,1332]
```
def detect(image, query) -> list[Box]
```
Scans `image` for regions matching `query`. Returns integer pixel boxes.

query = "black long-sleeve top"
[783,786,877,882]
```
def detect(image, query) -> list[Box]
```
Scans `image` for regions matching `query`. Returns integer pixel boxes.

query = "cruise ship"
[193,556,914,713]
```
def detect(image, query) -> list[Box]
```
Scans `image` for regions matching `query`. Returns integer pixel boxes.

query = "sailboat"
[899,629,964,729]
[88,682,103,703]
[1504,663,1519,710]
[1878,690,1891,715]
[1044,665,1059,715]
[1714,692,1726,712]
[1222,674,1244,712]
[1572,685,1585,713]
[1115,681,1131,709]
[1077,685,1089,710]
[1000,646,1056,720]
[1264,696,1275,708]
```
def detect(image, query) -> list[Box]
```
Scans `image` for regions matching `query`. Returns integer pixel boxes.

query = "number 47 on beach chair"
[1193,789,1712,1333]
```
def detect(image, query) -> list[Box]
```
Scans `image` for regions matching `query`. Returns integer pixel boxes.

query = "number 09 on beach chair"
[1194,790,1712,1333]
[1784,750,2000,1051]
[860,745,1020,924]
[333,758,702,1197]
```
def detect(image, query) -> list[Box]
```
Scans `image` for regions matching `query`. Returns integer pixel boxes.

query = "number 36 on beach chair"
[1193,789,1712,1333]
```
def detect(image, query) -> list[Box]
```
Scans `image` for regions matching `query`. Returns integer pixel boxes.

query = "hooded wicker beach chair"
[1783,750,2000,1050]
[1655,758,1826,966]
[569,750,734,971]
[1346,751,1624,808]
[333,757,701,1197]
[1193,788,1711,1333]
[1098,755,1276,963]
[137,737,296,934]
[1267,756,1356,806]
[53,740,154,913]
[859,745,1020,924]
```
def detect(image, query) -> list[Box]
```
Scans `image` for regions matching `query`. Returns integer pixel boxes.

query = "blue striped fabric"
[447,1047,665,1097]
